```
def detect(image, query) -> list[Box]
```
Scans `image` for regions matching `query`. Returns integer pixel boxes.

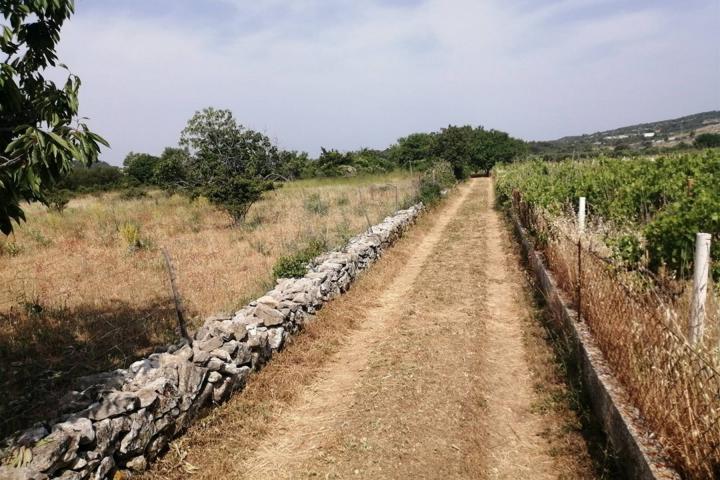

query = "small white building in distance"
[643,132,656,138]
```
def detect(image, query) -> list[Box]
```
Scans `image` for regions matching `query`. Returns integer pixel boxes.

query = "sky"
[55,0,720,165]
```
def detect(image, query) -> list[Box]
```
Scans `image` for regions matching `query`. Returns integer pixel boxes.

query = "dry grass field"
[0,172,418,438]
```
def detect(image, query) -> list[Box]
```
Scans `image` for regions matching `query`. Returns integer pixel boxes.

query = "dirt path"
[147,178,596,479]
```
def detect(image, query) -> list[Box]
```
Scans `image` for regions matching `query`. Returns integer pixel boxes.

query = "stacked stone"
[0,204,422,480]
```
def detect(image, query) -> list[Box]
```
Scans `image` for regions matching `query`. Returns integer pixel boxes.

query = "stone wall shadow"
[0,298,183,438]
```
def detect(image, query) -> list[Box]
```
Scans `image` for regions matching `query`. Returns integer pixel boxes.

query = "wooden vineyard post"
[578,196,586,233]
[386,183,399,210]
[162,248,192,346]
[689,233,711,346]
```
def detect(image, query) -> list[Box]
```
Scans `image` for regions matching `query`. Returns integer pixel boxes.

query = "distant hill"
[530,111,720,156]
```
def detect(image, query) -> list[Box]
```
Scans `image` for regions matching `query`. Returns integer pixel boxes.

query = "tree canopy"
[123,152,159,184]
[178,108,277,223]
[0,0,107,234]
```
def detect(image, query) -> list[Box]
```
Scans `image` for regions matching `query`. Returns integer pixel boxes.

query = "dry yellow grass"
[0,172,418,438]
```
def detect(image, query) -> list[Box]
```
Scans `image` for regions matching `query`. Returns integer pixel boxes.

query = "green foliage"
[0,0,108,234]
[304,192,329,215]
[181,107,280,179]
[350,148,394,174]
[276,150,311,180]
[56,161,123,192]
[433,125,475,179]
[152,147,188,189]
[418,180,442,205]
[693,133,720,148]
[179,108,281,222]
[608,234,644,268]
[43,188,71,213]
[390,133,437,170]
[198,175,274,224]
[418,160,455,205]
[272,238,327,279]
[316,148,354,177]
[123,152,159,184]
[432,125,526,179]
[472,129,528,173]
[0,238,21,257]
[119,187,147,201]
[495,151,720,280]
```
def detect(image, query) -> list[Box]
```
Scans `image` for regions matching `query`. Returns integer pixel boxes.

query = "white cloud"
[57,0,720,164]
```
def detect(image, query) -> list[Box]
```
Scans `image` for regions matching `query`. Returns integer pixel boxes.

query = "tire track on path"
[239,180,476,478]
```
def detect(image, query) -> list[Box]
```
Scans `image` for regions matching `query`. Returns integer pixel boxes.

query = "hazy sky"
[58,0,720,165]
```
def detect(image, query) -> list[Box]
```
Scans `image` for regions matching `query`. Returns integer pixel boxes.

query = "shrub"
[304,193,329,215]
[0,240,22,257]
[44,189,72,213]
[693,133,720,148]
[418,180,442,205]
[199,176,275,224]
[118,222,148,251]
[119,187,148,200]
[272,239,327,279]
[417,160,455,206]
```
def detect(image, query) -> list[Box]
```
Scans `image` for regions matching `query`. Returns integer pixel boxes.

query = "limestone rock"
[87,392,139,421]
[93,456,114,480]
[267,328,285,350]
[29,430,71,473]
[54,417,94,446]
[125,455,147,472]
[253,303,285,327]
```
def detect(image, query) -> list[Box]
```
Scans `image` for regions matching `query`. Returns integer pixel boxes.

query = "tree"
[471,128,527,174]
[180,108,280,180]
[392,133,436,170]
[276,150,310,180]
[152,147,189,188]
[433,125,475,179]
[316,148,353,177]
[351,148,393,174]
[123,152,159,184]
[0,0,107,234]
[180,108,277,222]
[199,175,273,224]
[694,133,720,149]
[56,161,123,191]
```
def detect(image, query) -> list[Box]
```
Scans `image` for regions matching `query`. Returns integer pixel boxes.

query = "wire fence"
[0,180,420,438]
[511,190,720,479]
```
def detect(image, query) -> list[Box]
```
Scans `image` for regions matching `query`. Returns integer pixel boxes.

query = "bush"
[418,160,456,206]
[44,189,72,213]
[200,176,274,224]
[418,179,442,205]
[304,193,329,215]
[694,133,720,148]
[118,222,149,251]
[119,187,148,200]
[272,239,327,279]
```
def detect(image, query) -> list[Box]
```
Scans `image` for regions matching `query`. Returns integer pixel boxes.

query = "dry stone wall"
[0,204,423,480]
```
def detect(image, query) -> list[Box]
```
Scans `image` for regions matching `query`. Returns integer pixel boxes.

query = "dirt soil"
[145,178,597,480]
